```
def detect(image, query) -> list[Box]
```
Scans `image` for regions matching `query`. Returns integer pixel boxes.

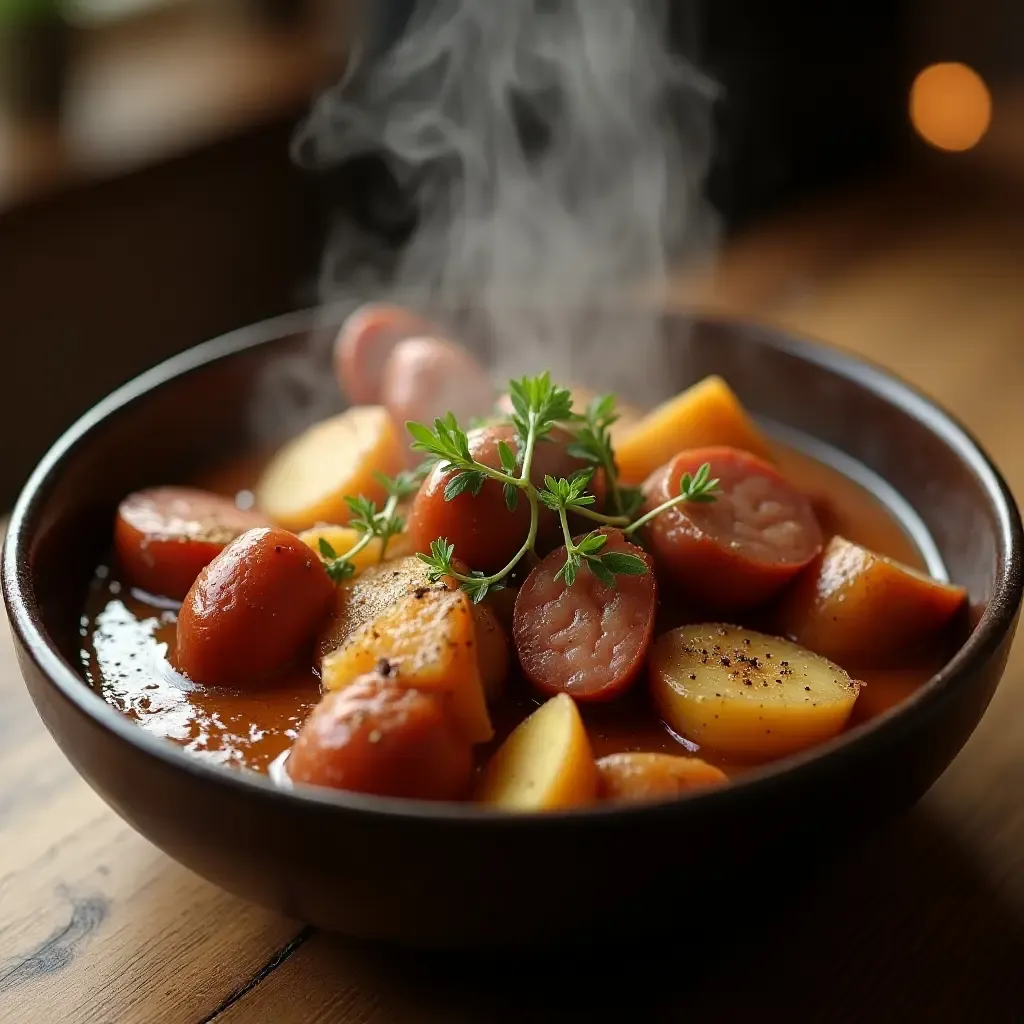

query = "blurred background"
[0,0,1022,508]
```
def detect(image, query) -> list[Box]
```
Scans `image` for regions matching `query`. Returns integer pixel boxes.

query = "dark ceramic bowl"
[4,309,1021,949]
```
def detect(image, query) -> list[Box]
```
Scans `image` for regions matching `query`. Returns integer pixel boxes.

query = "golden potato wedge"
[255,406,403,531]
[773,536,967,666]
[650,624,861,760]
[317,555,509,702]
[298,523,413,574]
[321,586,493,744]
[615,376,772,484]
[597,753,727,803]
[318,555,444,660]
[477,694,598,811]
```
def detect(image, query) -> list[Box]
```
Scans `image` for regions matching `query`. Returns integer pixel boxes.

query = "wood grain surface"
[3,170,1024,1023]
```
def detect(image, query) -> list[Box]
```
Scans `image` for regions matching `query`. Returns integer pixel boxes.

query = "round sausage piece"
[513,529,656,701]
[286,673,473,801]
[381,336,495,449]
[641,446,822,612]
[176,527,335,688]
[407,424,604,575]
[114,487,269,600]
[333,302,432,405]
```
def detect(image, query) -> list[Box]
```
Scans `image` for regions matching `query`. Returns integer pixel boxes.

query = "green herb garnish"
[565,393,643,518]
[315,467,427,582]
[411,374,721,600]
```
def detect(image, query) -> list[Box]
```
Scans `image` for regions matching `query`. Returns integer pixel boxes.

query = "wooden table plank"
[0,530,305,1024]
[4,171,1024,1022]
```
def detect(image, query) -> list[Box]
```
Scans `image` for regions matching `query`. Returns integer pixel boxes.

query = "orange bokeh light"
[910,62,992,152]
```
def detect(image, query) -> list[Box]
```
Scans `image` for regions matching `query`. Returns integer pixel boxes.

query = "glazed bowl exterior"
[4,309,1020,948]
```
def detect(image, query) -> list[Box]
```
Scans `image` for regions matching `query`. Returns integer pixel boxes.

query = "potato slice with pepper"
[477,694,598,811]
[321,586,493,744]
[616,376,772,484]
[650,624,861,760]
[255,406,402,531]
[773,536,967,667]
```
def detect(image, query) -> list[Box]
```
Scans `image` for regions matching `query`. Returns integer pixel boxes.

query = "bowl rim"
[4,307,1022,827]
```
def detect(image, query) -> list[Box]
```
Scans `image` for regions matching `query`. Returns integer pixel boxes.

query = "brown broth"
[81,439,948,780]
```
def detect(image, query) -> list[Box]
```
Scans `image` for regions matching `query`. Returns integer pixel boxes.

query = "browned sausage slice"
[513,529,656,701]
[286,672,473,800]
[115,486,269,600]
[381,336,495,430]
[597,752,728,803]
[642,446,822,612]
[333,303,431,405]
[176,527,335,687]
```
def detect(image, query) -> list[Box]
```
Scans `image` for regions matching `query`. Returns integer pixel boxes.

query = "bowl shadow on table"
[317,805,1024,1023]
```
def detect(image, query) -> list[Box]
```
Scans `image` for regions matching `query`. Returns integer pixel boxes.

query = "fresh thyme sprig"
[623,462,720,536]
[417,538,507,604]
[411,373,721,599]
[565,393,643,518]
[410,373,580,601]
[316,467,426,583]
[537,475,648,586]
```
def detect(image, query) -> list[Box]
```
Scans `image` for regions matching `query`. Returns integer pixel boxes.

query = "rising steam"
[256,0,718,441]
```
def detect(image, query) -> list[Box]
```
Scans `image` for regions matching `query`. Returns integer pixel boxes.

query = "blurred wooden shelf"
[0,3,343,214]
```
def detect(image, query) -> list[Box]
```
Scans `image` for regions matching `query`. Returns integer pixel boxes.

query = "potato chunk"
[650,624,861,760]
[317,555,508,702]
[255,406,402,531]
[773,536,967,666]
[615,376,772,484]
[477,694,598,811]
[317,556,443,659]
[320,586,493,744]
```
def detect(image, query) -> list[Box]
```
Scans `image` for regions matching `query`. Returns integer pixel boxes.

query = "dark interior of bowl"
[6,308,1020,947]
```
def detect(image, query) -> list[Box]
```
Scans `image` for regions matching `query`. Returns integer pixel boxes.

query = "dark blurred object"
[677,1,910,228]
[241,0,312,32]
[348,0,911,233]
[0,115,321,508]
[0,8,73,122]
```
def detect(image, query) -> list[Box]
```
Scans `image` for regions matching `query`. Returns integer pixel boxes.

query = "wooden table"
[4,170,1024,1022]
